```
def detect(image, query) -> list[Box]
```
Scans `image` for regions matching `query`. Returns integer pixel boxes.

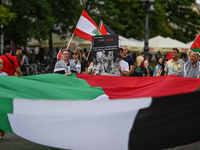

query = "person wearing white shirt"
[118,48,129,76]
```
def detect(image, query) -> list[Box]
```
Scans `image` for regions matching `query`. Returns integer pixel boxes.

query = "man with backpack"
[0,45,22,76]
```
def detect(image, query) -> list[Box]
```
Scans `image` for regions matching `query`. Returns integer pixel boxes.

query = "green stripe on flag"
[0,73,106,133]
[0,98,13,132]
[190,48,200,52]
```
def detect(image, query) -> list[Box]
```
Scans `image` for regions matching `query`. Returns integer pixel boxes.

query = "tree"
[81,0,120,28]
[80,0,173,41]
[47,0,82,60]
[2,0,55,47]
[159,0,200,42]
[0,5,16,26]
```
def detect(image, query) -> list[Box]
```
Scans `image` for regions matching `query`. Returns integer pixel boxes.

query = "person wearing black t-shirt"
[122,47,134,76]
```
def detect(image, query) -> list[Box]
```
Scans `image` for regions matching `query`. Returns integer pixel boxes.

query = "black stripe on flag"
[129,91,200,150]
[103,23,115,35]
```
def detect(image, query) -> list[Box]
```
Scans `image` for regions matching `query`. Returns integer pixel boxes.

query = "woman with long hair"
[153,57,163,76]
[156,58,168,76]
[72,49,85,73]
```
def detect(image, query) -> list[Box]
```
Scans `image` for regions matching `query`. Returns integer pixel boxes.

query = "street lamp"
[141,0,154,55]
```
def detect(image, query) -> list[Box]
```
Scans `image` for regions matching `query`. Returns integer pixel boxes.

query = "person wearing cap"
[75,47,89,74]
[136,52,144,67]
[122,46,134,76]
[72,49,85,73]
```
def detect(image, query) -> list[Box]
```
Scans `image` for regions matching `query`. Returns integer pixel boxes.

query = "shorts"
[143,68,149,75]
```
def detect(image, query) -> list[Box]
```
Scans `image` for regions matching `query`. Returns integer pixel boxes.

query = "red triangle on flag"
[99,21,108,35]
[57,51,62,60]
[166,51,172,60]
[190,33,200,52]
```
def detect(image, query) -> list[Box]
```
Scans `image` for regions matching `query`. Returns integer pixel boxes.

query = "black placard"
[92,34,119,76]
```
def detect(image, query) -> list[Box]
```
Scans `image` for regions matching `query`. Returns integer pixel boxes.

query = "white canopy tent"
[28,33,80,48]
[186,41,193,48]
[119,35,141,51]
[129,38,142,44]
[137,35,187,54]
[165,37,189,52]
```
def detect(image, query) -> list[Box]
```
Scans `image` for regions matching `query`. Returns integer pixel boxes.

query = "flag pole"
[86,20,102,60]
[86,44,92,60]
[66,33,74,50]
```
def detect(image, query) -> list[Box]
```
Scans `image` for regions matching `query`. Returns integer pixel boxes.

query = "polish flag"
[74,10,101,42]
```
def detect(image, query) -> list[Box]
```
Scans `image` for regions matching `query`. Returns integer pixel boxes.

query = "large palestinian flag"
[1,73,200,150]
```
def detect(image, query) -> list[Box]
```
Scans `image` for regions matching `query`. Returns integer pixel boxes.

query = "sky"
[196,0,200,4]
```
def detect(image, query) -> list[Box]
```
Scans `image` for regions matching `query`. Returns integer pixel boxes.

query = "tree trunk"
[48,31,53,60]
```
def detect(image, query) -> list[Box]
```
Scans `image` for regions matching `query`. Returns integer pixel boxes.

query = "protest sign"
[92,34,119,75]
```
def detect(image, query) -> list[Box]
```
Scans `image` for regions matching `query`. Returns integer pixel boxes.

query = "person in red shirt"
[0,45,22,76]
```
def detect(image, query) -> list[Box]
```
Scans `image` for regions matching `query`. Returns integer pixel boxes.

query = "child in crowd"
[0,59,8,76]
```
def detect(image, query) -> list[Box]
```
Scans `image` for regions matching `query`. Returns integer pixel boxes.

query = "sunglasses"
[72,53,78,55]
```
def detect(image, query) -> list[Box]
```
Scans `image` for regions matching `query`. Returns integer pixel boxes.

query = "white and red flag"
[74,10,101,42]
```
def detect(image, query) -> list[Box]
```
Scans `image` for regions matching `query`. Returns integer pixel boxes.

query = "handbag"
[5,54,18,76]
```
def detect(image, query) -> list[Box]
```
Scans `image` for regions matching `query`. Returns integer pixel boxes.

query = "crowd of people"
[1,45,200,139]
[153,48,200,78]
[1,45,200,79]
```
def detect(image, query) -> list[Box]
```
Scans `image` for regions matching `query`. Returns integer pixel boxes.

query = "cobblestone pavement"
[1,132,200,150]
[0,132,64,150]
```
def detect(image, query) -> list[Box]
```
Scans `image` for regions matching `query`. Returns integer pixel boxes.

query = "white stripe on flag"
[8,98,152,150]
[76,16,99,36]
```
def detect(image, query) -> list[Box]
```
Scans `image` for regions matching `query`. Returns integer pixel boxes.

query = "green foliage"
[48,0,82,35]
[81,0,172,40]
[2,0,55,46]
[1,0,200,50]
[159,0,200,42]
[0,5,16,26]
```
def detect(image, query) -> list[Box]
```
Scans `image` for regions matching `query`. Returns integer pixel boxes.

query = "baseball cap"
[75,47,82,51]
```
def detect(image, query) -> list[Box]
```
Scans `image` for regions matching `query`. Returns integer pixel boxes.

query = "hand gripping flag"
[190,33,200,52]
[74,10,101,42]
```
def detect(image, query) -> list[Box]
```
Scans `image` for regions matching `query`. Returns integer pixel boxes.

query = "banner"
[92,34,119,75]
